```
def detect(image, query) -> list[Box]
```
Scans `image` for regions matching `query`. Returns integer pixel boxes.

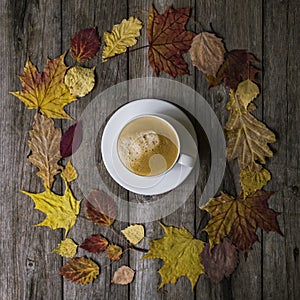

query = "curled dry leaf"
[10,54,77,119]
[61,160,78,183]
[28,112,62,189]
[121,224,144,245]
[226,89,276,170]
[147,4,196,77]
[70,27,100,62]
[60,121,83,158]
[80,234,109,254]
[200,239,239,283]
[106,244,123,261]
[86,189,117,227]
[102,17,142,61]
[143,223,205,290]
[21,176,81,237]
[111,266,135,285]
[189,32,225,77]
[52,238,78,258]
[60,257,99,284]
[64,66,95,97]
[201,190,282,253]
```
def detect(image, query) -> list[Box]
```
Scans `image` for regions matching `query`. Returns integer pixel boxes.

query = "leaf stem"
[128,44,150,52]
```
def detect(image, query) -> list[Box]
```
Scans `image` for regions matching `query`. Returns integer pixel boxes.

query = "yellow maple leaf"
[52,238,78,258]
[102,17,142,61]
[142,223,205,290]
[121,224,144,245]
[64,66,95,97]
[61,160,78,182]
[10,53,77,119]
[21,177,81,236]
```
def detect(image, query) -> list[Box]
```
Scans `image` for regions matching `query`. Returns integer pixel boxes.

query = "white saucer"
[101,99,198,195]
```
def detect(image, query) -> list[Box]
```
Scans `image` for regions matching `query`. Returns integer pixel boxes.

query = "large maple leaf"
[147,4,196,77]
[10,53,77,119]
[28,112,62,189]
[225,88,276,170]
[142,223,205,289]
[21,177,81,236]
[201,190,282,253]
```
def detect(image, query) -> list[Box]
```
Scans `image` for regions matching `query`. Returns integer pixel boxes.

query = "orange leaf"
[70,27,100,62]
[147,4,196,77]
[60,257,99,284]
[85,190,117,226]
[80,234,109,254]
[106,244,123,261]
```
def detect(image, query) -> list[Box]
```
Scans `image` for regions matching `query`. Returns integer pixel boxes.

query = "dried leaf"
[106,244,123,261]
[226,89,276,170]
[143,223,205,290]
[64,66,95,97]
[60,122,83,158]
[28,112,61,189]
[189,32,225,77]
[102,17,142,61]
[80,234,109,254]
[85,190,117,227]
[70,27,100,62]
[52,238,78,258]
[208,49,260,90]
[60,257,99,284]
[10,54,77,119]
[21,177,81,237]
[240,167,271,197]
[121,224,144,245]
[111,266,135,285]
[61,160,78,183]
[201,190,282,253]
[147,4,196,77]
[200,239,239,283]
[236,79,260,109]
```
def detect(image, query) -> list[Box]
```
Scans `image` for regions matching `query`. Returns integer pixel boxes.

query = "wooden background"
[1,0,299,299]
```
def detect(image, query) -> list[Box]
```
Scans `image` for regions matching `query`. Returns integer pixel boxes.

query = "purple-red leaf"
[60,121,83,158]
[70,27,100,62]
[80,234,109,254]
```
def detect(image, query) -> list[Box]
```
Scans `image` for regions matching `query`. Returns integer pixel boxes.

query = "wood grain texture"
[0,0,299,299]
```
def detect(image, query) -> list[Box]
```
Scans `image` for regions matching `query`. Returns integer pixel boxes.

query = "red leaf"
[147,4,196,77]
[85,189,117,226]
[80,234,109,254]
[70,27,100,62]
[60,121,83,158]
[200,239,239,283]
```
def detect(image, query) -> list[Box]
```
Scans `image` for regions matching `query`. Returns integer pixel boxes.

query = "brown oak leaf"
[85,190,117,226]
[80,234,109,254]
[200,239,239,283]
[106,244,123,261]
[147,4,196,77]
[70,27,100,62]
[189,32,226,77]
[201,190,282,253]
[59,256,99,284]
[207,49,260,90]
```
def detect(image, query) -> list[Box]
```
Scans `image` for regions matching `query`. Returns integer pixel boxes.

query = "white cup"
[116,114,195,177]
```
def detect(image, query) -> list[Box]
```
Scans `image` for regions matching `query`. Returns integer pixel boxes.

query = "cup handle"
[177,153,195,168]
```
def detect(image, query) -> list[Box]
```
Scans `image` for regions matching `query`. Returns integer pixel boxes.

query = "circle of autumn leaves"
[11,4,282,290]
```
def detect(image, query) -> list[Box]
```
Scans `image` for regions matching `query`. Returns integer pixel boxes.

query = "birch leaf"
[52,238,78,258]
[80,234,109,254]
[61,160,78,183]
[236,79,260,109]
[143,223,205,290]
[10,54,77,119]
[102,17,142,61]
[111,266,135,285]
[28,112,62,189]
[121,224,144,245]
[106,244,123,261]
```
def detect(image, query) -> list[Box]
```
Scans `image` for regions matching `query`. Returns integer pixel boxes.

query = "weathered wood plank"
[194,1,263,299]
[0,0,63,299]
[263,0,300,299]
[61,1,129,299]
